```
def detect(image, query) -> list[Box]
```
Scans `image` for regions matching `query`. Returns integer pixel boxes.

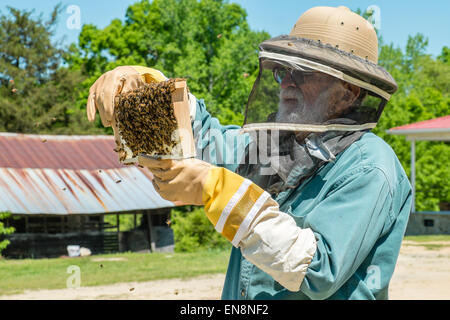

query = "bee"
[115,79,185,158]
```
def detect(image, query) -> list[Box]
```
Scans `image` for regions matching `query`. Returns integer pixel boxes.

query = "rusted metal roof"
[0,133,173,215]
[0,132,125,169]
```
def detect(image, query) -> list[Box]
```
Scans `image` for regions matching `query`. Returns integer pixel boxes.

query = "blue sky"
[1,0,448,57]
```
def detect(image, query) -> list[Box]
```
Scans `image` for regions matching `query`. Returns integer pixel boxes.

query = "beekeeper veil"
[237,6,398,195]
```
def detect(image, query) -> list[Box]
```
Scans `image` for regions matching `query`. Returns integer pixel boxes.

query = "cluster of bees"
[114,79,182,160]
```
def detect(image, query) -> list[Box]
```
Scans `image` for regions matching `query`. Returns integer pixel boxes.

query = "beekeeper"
[87,6,412,300]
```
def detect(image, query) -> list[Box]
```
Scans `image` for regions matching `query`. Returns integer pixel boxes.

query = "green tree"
[438,46,450,64]
[0,212,15,255]
[170,206,230,252]
[374,36,450,211]
[68,0,270,127]
[0,5,104,134]
[348,10,449,212]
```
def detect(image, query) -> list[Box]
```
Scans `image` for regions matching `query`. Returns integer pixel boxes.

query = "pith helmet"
[291,6,379,63]
[243,6,398,133]
[259,6,397,96]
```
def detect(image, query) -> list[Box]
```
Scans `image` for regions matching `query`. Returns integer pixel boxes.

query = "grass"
[403,235,450,242]
[0,249,230,296]
[403,235,450,250]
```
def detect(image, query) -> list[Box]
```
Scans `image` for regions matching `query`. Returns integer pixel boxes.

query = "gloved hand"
[88,66,141,127]
[138,156,272,245]
[137,157,212,206]
[87,66,168,126]
[87,66,168,159]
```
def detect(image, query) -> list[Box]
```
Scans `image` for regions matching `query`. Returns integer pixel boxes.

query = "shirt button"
[241,289,245,297]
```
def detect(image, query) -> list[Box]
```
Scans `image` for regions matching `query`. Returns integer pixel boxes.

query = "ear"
[326,81,361,120]
[342,82,361,105]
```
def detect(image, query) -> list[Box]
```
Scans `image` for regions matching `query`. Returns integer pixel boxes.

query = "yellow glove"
[138,156,272,245]
[138,157,211,206]
[87,66,167,126]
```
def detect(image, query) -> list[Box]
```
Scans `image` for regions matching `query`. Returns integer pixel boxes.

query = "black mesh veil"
[243,54,388,133]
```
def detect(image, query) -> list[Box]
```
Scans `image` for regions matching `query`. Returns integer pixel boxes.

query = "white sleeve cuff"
[238,201,317,292]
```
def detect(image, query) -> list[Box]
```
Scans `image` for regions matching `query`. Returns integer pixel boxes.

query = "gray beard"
[275,87,331,124]
[275,101,325,124]
[275,88,323,124]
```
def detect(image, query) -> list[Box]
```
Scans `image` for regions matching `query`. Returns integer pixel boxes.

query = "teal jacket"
[192,98,412,300]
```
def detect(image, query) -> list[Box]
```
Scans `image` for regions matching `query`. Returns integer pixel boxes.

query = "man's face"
[275,67,360,124]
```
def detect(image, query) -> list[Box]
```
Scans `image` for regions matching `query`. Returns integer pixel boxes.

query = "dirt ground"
[1,241,449,300]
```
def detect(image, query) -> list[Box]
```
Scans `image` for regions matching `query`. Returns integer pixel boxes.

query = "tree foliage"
[0,5,104,134]
[170,206,230,252]
[0,212,15,255]
[373,35,450,211]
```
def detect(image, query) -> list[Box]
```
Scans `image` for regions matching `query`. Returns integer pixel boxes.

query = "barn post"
[117,213,121,252]
[411,139,416,213]
[43,216,48,234]
[147,212,155,252]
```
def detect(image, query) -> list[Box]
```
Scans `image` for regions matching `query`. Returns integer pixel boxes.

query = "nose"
[280,72,297,89]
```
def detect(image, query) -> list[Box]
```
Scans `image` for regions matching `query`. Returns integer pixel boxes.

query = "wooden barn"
[0,132,175,258]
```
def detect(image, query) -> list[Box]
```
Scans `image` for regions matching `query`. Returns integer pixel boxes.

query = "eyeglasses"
[272,66,322,86]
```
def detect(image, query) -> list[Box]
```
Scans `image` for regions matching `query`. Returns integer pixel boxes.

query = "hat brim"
[259,35,398,96]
